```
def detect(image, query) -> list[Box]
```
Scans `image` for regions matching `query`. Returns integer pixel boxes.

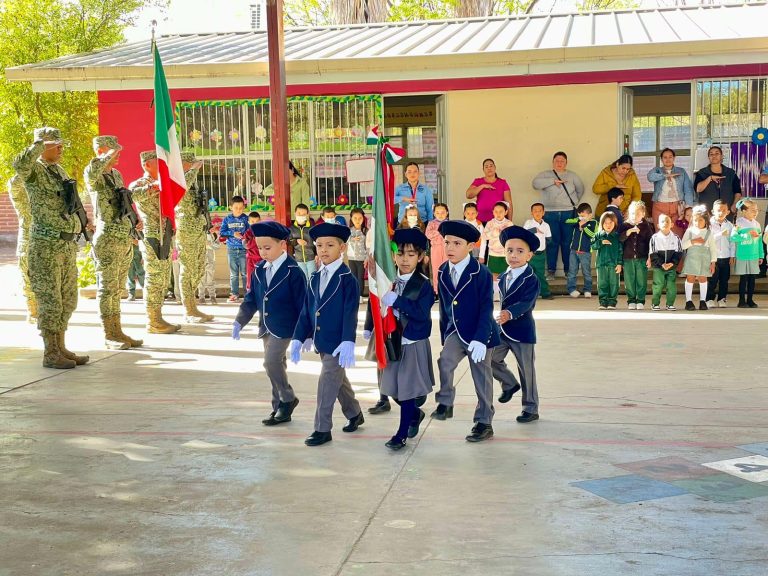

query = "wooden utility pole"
[266,0,291,225]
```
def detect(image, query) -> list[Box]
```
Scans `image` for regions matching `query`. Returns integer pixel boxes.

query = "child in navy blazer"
[433,220,500,443]
[232,221,307,427]
[365,228,434,451]
[491,225,542,423]
[290,222,363,446]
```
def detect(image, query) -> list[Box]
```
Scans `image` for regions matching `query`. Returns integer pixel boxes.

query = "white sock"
[700,282,708,301]
[684,281,693,301]
[493,280,499,295]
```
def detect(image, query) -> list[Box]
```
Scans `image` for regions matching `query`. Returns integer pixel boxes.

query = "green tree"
[0,0,166,186]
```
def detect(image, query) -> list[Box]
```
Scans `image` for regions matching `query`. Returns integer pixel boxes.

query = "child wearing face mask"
[399,203,426,232]
[289,203,316,282]
[479,201,513,299]
[565,202,598,298]
[463,202,484,259]
[425,203,450,295]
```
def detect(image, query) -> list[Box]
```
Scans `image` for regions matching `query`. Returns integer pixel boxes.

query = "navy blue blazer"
[498,265,539,344]
[364,273,433,341]
[236,255,307,339]
[293,263,360,354]
[437,258,500,347]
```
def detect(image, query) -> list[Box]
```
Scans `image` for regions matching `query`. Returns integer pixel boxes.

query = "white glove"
[332,341,356,369]
[363,330,372,341]
[467,340,487,363]
[289,339,302,364]
[231,321,242,340]
[301,338,313,353]
[381,291,397,307]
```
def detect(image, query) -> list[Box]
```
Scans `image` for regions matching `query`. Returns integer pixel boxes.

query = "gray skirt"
[682,245,713,276]
[735,258,760,275]
[380,339,435,401]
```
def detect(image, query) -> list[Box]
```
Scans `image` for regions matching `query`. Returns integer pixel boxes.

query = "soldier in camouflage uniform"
[177,151,214,323]
[7,175,37,323]
[12,127,89,369]
[129,151,180,334]
[84,136,144,350]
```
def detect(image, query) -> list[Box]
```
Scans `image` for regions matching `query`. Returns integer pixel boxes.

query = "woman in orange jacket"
[592,154,642,216]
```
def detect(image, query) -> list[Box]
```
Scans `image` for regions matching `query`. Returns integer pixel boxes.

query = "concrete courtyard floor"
[1,259,768,575]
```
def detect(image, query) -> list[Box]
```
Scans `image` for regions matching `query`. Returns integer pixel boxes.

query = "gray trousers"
[492,340,539,414]
[436,333,495,425]
[262,333,295,412]
[315,353,361,432]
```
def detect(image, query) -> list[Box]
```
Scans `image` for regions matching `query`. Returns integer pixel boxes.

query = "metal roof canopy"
[6,3,768,92]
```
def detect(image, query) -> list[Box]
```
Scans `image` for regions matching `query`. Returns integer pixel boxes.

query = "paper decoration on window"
[345,157,375,183]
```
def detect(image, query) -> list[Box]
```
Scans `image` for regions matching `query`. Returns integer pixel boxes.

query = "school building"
[5,3,768,227]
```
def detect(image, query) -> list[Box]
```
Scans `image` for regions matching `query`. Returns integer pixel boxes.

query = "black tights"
[739,274,756,302]
[394,399,416,441]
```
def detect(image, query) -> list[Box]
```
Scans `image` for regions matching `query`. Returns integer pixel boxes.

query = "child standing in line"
[706,200,736,308]
[592,211,623,310]
[242,211,262,292]
[219,195,250,301]
[372,228,435,451]
[604,187,625,228]
[289,203,316,282]
[730,198,765,308]
[398,204,426,231]
[463,202,484,259]
[649,214,683,311]
[233,221,307,427]
[675,205,693,276]
[347,207,368,302]
[432,220,500,443]
[681,205,717,311]
[425,203,449,294]
[565,202,598,298]
[523,202,553,300]
[198,221,220,305]
[290,223,363,446]
[492,226,542,423]
[126,237,145,301]
[620,200,654,310]
[480,201,513,299]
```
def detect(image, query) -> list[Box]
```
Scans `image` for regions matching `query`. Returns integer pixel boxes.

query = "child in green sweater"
[592,211,623,310]
[730,198,766,308]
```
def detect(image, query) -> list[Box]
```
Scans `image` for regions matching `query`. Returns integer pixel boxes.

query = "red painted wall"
[100,63,768,183]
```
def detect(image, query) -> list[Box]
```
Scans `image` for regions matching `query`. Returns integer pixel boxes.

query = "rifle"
[196,187,213,233]
[61,178,93,243]
[111,185,144,240]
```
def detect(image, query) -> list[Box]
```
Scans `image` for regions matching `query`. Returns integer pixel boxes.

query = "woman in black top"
[694,146,742,214]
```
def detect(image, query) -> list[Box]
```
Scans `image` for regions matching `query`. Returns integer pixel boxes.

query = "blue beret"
[392,227,427,250]
[309,222,351,242]
[250,221,291,240]
[500,225,540,252]
[438,220,481,243]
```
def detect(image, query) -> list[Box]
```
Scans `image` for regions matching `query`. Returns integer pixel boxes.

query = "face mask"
[407,216,418,226]
[296,216,307,225]
[578,215,588,221]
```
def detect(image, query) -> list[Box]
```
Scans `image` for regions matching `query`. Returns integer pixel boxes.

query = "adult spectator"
[465,158,512,222]
[394,162,434,223]
[694,146,742,213]
[592,154,641,216]
[263,160,311,214]
[647,148,695,227]
[532,151,585,278]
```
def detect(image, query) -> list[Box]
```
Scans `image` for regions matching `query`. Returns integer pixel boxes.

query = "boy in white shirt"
[706,200,736,307]
[523,203,553,299]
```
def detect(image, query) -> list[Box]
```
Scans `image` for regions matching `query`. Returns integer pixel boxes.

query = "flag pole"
[151,20,163,248]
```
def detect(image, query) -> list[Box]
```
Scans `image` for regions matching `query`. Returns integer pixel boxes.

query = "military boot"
[147,308,179,334]
[183,300,214,324]
[42,330,75,369]
[26,299,38,324]
[102,316,130,350]
[113,315,143,348]
[58,332,89,365]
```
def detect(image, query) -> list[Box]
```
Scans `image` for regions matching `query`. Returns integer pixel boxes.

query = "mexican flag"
[368,130,397,369]
[153,42,186,230]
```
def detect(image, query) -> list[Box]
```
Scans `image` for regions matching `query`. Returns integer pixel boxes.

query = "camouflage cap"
[33,127,64,144]
[92,135,122,153]
[140,150,157,163]
[180,151,197,163]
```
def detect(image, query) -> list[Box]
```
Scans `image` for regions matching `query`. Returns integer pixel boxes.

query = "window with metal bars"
[632,115,692,193]
[176,95,383,212]
[695,78,768,198]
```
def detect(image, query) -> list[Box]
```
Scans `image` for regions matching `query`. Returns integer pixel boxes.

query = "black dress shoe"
[466,423,494,442]
[304,431,332,446]
[738,300,748,308]
[498,384,521,404]
[385,436,407,451]
[699,301,708,311]
[430,404,454,420]
[368,399,391,414]
[748,300,759,308]
[273,397,299,423]
[685,300,696,311]
[516,411,540,423]
[262,412,278,426]
[407,409,426,438]
[342,412,365,433]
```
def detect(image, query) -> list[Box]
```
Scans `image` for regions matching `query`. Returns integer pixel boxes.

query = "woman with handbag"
[532,151,585,279]
[647,148,695,230]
